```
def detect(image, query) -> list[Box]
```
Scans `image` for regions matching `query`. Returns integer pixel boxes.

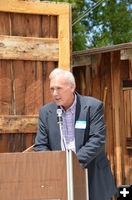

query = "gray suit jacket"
[34,92,116,200]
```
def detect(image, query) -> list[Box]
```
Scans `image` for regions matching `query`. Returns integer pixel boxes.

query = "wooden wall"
[0,0,71,152]
[72,44,132,186]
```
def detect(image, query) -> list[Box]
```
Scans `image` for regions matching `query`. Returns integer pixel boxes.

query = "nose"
[52,88,58,96]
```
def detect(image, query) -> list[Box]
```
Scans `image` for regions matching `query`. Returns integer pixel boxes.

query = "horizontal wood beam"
[72,54,101,69]
[72,55,91,67]
[0,0,70,15]
[120,49,132,60]
[73,42,132,57]
[0,35,59,61]
[0,115,38,133]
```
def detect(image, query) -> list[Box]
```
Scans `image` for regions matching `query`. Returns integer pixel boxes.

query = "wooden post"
[58,5,71,70]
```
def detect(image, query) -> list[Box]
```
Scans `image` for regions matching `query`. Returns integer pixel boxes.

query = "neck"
[63,93,75,111]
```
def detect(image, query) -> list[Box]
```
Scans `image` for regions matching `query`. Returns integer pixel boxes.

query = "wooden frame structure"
[0,0,71,68]
[0,0,72,152]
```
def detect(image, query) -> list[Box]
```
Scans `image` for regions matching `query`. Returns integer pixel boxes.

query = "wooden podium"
[0,151,88,200]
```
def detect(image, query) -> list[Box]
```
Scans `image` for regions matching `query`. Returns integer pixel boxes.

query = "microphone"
[57,107,63,124]
[56,106,66,151]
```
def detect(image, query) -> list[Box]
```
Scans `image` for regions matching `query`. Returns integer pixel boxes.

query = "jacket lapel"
[75,93,88,152]
[49,103,61,150]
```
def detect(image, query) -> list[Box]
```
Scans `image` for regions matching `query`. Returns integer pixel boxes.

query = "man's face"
[50,75,75,110]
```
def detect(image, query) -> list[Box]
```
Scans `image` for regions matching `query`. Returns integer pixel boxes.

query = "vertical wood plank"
[24,61,41,114]
[0,61,12,114]
[120,59,130,184]
[130,155,132,184]
[12,61,43,115]
[0,12,10,34]
[100,53,115,175]
[0,12,12,114]
[129,60,132,79]
[91,56,101,100]
[41,15,57,104]
[73,66,86,95]
[130,90,132,139]
[111,51,122,185]
[25,133,35,151]
[85,65,92,96]
[43,62,54,104]
[0,135,8,153]
[0,12,12,152]
[123,90,130,184]
[10,13,41,37]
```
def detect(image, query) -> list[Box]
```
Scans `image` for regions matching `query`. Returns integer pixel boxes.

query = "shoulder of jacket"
[77,93,103,107]
[39,101,56,112]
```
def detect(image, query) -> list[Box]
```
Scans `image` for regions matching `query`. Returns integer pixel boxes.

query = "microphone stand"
[58,120,66,151]
[57,108,66,151]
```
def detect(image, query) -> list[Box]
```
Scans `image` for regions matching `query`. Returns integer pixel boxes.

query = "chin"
[55,101,62,106]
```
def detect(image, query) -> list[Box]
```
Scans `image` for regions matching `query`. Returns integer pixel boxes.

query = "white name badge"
[75,120,86,129]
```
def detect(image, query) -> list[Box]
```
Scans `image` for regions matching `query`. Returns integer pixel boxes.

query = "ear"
[71,84,75,93]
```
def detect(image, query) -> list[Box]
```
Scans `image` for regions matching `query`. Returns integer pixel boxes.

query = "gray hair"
[49,68,76,88]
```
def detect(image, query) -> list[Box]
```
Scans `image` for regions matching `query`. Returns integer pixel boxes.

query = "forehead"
[50,75,68,86]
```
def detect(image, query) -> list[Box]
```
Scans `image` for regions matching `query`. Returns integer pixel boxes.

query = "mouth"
[54,98,62,104]
[55,98,61,101]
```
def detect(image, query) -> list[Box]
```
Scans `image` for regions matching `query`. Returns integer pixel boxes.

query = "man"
[34,68,116,200]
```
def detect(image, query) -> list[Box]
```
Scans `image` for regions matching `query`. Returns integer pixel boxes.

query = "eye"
[50,87,54,92]
[56,87,62,91]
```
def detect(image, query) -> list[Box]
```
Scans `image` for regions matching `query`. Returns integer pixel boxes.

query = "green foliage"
[87,0,132,48]
[40,0,132,51]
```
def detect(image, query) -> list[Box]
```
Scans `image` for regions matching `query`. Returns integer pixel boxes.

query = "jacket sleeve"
[76,102,106,168]
[34,108,50,151]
